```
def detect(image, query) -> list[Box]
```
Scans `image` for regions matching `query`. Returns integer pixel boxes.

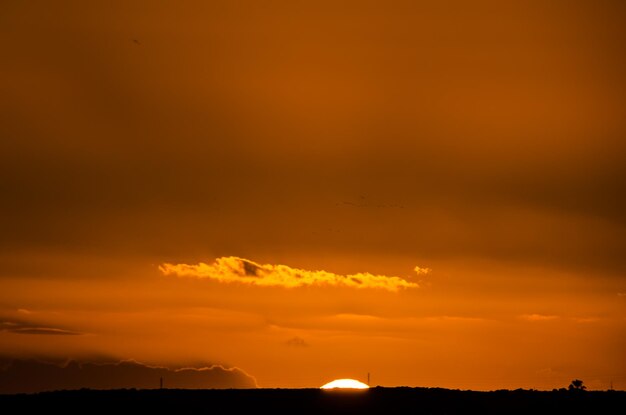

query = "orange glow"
[0,0,625,394]
[321,379,369,390]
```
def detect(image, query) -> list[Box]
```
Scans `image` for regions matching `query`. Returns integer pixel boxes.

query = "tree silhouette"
[568,379,586,391]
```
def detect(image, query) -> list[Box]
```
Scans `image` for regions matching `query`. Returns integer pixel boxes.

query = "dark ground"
[1,387,624,414]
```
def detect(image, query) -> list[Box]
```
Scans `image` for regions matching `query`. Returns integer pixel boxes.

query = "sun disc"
[320,378,369,389]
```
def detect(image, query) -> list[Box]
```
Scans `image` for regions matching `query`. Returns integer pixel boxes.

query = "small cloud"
[160,257,419,292]
[618,293,626,297]
[414,266,432,275]
[519,314,559,322]
[17,308,32,315]
[285,336,309,347]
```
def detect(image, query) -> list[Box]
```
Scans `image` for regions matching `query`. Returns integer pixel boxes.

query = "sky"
[0,0,625,392]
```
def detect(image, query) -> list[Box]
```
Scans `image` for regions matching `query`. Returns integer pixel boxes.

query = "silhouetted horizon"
[1,388,625,415]
[1,358,623,394]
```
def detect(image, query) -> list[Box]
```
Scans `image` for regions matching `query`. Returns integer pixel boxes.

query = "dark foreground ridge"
[1,387,624,414]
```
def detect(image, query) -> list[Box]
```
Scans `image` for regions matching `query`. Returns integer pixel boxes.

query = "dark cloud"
[285,337,309,348]
[6,328,82,336]
[241,260,261,277]
[0,359,257,394]
[1,320,84,336]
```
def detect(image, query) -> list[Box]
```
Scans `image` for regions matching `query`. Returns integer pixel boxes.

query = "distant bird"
[132,39,141,45]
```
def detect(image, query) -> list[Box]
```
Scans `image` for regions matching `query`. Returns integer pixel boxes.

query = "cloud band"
[159,257,420,292]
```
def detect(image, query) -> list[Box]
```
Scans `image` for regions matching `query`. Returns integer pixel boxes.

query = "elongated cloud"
[519,314,559,322]
[1,320,84,336]
[159,257,420,292]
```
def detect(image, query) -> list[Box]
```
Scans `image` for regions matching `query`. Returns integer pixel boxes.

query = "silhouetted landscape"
[1,359,624,413]
[0,359,256,393]
[1,387,624,414]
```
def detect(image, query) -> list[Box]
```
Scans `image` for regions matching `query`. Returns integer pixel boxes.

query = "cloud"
[414,266,432,275]
[519,314,559,322]
[7,327,83,336]
[285,336,309,347]
[572,317,600,324]
[1,320,84,336]
[0,359,257,393]
[160,257,419,292]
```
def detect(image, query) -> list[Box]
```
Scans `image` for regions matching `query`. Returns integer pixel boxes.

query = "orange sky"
[0,0,625,391]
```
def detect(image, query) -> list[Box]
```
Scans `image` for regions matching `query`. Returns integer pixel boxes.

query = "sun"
[320,379,370,389]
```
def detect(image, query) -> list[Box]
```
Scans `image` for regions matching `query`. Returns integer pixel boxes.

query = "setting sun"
[321,379,370,390]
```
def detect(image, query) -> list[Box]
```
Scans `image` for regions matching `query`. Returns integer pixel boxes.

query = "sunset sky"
[1,0,625,391]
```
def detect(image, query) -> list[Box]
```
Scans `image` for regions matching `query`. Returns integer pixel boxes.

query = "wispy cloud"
[572,317,600,324]
[160,257,420,292]
[8,327,83,336]
[519,314,559,322]
[0,320,84,336]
